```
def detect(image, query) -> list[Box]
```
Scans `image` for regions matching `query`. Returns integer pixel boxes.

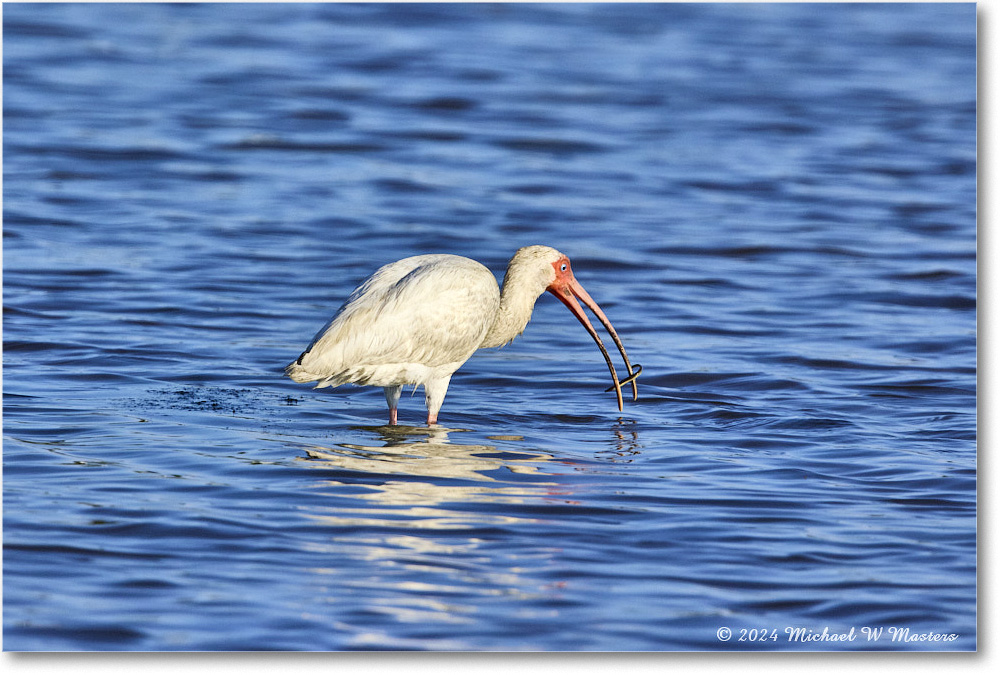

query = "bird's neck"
[480,270,545,349]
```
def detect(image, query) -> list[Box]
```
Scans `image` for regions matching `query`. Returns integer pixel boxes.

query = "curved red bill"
[547,267,639,412]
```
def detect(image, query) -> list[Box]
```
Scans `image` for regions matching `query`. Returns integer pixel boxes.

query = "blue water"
[3,2,976,651]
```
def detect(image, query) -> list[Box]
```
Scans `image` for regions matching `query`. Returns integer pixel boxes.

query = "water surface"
[3,2,976,651]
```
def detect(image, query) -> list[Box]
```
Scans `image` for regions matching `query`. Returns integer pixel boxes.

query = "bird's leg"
[384,385,402,426]
[423,376,452,427]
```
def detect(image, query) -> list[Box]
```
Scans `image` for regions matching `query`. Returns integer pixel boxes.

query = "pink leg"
[424,376,449,427]
[384,386,402,426]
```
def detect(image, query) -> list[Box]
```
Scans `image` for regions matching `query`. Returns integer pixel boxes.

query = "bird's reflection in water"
[295,426,566,521]
[294,421,641,519]
[290,424,642,642]
[294,427,567,631]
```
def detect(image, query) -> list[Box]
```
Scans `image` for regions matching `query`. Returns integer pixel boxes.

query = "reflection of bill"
[605,418,642,460]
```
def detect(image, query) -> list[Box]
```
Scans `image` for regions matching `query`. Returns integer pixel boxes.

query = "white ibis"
[286,245,639,426]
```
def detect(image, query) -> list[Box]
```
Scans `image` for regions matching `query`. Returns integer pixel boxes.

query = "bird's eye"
[560,263,568,272]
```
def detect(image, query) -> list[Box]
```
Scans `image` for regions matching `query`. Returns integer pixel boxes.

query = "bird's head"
[508,245,640,411]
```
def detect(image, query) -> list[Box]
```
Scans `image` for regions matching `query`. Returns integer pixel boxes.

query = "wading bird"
[286,245,639,426]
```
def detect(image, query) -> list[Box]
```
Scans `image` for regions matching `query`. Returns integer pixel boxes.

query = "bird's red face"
[545,255,638,411]
[549,255,574,288]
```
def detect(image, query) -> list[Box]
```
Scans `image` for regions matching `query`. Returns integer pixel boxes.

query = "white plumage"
[286,245,637,426]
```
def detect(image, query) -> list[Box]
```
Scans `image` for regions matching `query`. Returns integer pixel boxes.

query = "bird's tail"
[285,357,346,389]
[285,359,320,384]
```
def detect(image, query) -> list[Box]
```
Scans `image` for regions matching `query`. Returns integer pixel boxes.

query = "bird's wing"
[301,255,435,348]
[289,256,500,385]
